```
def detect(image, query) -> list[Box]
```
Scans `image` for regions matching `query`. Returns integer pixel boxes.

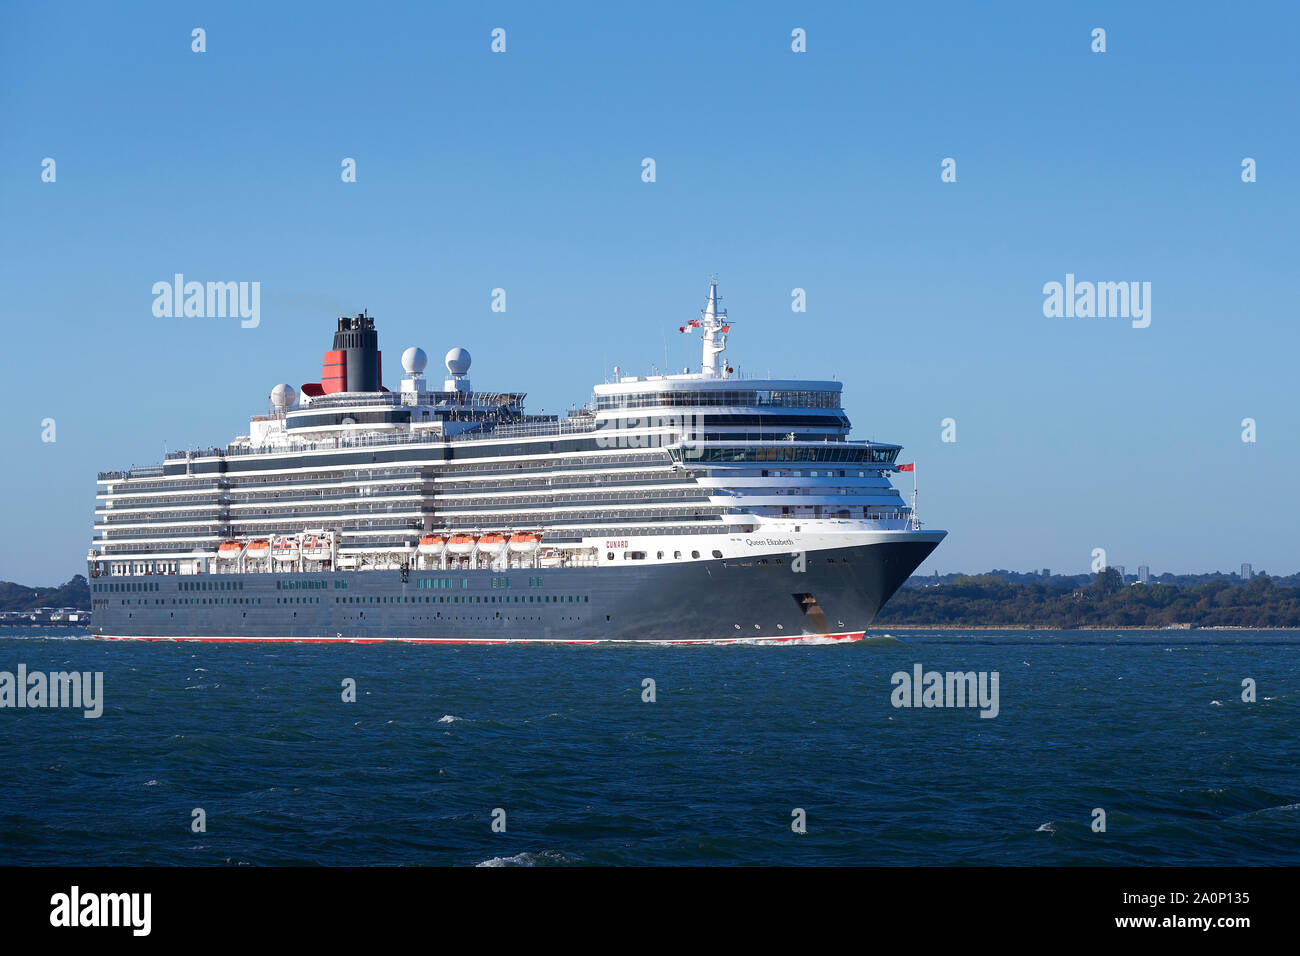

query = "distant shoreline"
[876,624,1300,631]
[0,624,89,630]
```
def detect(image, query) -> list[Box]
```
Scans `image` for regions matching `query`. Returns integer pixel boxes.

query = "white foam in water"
[731,635,847,647]
[1230,802,1300,821]
[18,633,98,641]
[438,715,460,723]
[475,850,569,867]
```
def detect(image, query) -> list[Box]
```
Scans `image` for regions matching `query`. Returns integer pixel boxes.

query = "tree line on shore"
[878,569,1300,628]
[5,570,1300,629]
[0,575,90,613]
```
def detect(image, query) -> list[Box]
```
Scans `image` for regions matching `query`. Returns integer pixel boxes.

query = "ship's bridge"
[593,376,851,446]
[592,279,850,442]
[592,378,842,412]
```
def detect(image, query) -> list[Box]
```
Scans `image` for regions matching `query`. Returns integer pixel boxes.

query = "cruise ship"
[89,281,945,643]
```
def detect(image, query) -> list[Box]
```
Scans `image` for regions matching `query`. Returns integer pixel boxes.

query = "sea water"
[1,629,1296,865]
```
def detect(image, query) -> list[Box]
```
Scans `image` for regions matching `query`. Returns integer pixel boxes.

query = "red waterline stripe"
[95,632,866,645]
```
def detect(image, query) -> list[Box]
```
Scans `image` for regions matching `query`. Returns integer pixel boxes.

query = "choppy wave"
[861,634,905,646]
[475,850,576,867]
[3,628,1299,866]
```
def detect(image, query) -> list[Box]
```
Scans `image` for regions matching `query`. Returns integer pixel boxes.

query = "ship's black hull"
[91,540,938,643]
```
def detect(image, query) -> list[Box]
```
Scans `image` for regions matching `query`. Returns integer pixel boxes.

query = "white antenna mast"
[910,466,920,530]
[700,275,731,378]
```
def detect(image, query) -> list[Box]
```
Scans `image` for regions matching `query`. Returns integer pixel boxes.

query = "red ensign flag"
[897,463,915,472]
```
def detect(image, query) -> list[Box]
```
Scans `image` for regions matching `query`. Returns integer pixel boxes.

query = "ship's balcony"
[97,465,164,481]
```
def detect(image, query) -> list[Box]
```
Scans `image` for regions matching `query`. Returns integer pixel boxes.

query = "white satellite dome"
[270,383,298,409]
[401,346,428,375]
[445,347,471,376]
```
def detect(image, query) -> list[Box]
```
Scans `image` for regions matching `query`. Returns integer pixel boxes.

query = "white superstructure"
[90,283,934,581]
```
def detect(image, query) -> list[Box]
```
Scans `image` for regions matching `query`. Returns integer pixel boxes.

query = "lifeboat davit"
[446,534,477,555]
[218,541,243,557]
[302,535,332,560]
[271,536,300,562]
[509,533,541,554]
[478,533,508,555]
[246,539,270,557]
[418,535,447,556]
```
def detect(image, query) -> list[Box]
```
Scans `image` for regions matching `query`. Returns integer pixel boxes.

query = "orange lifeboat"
[508,533,541,554]
[418,535,447,556]
[478,533,508,555]
[246,539,270,557]
[218,541,243,557]
[446,534,477,555]
[271,535,300,562]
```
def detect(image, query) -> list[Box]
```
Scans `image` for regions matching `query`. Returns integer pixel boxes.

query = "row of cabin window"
[334,595,587,605]
[116,598,264,605]
[112,595,589,607]
[610,549,725,561]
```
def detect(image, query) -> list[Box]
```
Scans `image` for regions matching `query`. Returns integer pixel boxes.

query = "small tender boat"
[271,536,300,562]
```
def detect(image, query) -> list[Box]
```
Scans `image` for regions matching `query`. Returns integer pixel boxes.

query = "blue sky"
[2,1,1297,584]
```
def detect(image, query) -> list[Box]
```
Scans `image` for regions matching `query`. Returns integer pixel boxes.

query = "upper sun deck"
[592,377,842,412]
[99,280,873,478]
[299,389,527,411]
[592,278,841,409]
